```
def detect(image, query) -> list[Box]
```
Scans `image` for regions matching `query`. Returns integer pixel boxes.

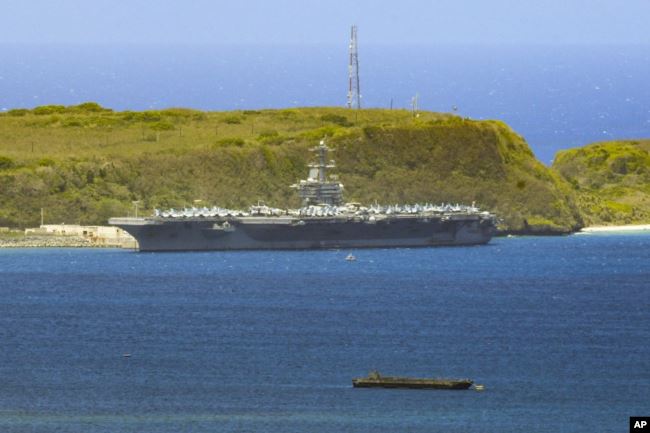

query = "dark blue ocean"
[1,44,649,163]
[0,233,648,432]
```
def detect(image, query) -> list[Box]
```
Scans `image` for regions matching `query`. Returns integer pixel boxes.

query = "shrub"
[161,108,196,118]
[214,137,245,147]
[257,130,286,145]
[135,111,162,122]
[223,115,242,124]
[120,111,136,121]
[362,125,382,139]
[61,118,84,128]
[300,126,340,141]
[320,113,351,127]
[277,109,298,120]
[72,102,110,112]
[0,156,14,170]
[150,120,175,131]
[7,109,29,116]
[33,105,66,115]
[257,130,279,139]
[162,108,206,122]
[88,116,118,128]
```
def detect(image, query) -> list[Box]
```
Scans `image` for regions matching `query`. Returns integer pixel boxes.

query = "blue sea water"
[0,233,648,432]
[1,44,649,163]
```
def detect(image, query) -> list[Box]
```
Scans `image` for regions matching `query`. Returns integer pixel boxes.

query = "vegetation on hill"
[0,103,583,232]
[553,140,650,225]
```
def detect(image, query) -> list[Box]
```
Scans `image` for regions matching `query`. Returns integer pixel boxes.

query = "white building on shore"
[25,224,137,248]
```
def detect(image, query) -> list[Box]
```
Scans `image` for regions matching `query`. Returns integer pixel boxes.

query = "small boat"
[345,254,356,261]
[352,370,473,390]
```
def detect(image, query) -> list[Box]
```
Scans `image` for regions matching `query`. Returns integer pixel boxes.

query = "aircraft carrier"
[109,140,496,251]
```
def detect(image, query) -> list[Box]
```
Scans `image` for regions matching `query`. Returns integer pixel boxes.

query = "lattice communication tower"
[347,25,361,109]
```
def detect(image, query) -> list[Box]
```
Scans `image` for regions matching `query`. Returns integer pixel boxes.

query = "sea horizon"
[1,42,649,163]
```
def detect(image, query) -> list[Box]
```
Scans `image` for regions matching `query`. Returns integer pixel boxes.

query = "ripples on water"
[0,234,648,432]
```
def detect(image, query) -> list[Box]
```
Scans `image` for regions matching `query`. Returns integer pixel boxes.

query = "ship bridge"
[292,140,344,206]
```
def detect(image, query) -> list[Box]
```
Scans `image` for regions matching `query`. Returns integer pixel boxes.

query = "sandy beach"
[580,224,650,233]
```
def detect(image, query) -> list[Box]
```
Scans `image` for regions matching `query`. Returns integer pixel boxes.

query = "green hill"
[0,104,583,233]
[553,140,650,225]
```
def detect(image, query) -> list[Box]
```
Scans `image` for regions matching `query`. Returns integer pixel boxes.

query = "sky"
[2,0,650,46]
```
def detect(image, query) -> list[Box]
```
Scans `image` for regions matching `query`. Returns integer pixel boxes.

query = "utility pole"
[347,25,361,109]
[411,93,419,117]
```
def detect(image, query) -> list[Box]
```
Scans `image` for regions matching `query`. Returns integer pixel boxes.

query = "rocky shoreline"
[0,235,107,248]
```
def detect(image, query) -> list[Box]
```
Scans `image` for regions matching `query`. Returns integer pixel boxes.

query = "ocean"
[1,43,649,163]
[0,233,648,432]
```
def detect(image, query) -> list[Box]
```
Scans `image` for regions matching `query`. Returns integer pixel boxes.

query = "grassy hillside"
[553,140,650,225]
[0,103,582,232]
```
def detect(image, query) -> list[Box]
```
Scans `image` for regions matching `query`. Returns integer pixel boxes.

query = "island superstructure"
[109,140,496,251]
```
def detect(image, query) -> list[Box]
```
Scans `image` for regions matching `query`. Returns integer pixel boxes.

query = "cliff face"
[333,119,582,233]
[553,140,650,225]
[0,105,582,232]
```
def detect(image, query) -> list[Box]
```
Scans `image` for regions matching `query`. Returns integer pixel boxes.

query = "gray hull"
[109,215,494,252]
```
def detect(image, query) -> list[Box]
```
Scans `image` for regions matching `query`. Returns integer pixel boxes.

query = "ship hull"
[352,378,473,390]
[109,215,494,252]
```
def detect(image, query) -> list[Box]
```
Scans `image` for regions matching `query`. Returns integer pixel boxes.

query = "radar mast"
[292,139,344,206]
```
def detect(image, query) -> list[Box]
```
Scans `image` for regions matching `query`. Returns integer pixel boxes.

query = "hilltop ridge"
[0,104,585,232]
[553,139,650,226]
